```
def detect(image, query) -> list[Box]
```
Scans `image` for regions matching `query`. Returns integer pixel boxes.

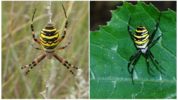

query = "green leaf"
[90,2,176,99]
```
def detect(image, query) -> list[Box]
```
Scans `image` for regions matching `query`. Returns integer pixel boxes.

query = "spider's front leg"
[21,53,46,75]
[128,50,141,83]
[144,53,155,76]
[53,53,78,75]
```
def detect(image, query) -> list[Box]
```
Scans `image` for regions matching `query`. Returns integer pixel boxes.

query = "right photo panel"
[90,1,176,99]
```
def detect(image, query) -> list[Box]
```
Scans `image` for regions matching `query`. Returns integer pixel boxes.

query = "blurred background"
[90,1,176,31]
[2,1,88,99]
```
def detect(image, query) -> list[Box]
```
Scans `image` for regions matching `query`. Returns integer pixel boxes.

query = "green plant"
[90,2,176,99]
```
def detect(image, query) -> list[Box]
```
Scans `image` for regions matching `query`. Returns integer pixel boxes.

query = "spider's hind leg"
[57,4,69,43]
[149,12,161,44]
[31,9,41,44]
[128,17,137,49]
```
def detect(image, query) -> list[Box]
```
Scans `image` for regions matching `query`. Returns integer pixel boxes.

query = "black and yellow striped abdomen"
[134,26,149,49]
[39,23,61,50]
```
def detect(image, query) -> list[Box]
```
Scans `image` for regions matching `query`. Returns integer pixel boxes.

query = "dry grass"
[2,1,88,99]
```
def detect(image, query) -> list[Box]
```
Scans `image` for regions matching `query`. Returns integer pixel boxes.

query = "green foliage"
[2,1,88,99]
[90,2,176,99]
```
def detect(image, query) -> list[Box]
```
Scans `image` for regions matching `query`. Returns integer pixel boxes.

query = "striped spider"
[127,13,165,83]
[21,4,78,75]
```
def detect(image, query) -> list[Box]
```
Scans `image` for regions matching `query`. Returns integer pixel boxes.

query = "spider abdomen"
[39,23,61,50]
[134,26,149,49]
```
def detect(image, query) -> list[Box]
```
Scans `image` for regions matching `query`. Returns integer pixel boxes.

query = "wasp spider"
[127,13,165,83]
[21,4,78,75]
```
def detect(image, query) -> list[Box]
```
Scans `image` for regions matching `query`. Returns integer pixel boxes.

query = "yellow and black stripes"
[39,24,61,49]
[134,26,149,48]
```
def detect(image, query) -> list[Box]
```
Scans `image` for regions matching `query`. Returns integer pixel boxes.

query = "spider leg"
[128,50,141,84]
[57,41,71,50]
[31,8,40,44]
[148,50,165,75]
[53,53,78,75]
[21,53,46,75]
[62,3,67,19]
[57,37,71,50]
[56,4,68,43]
[148,34,162,49]
[128,49,141,63]
[128,16,137,49]
[30,43,42,50]
[149,13,161,44]
[144,53,155,76]
[131,54,141,84]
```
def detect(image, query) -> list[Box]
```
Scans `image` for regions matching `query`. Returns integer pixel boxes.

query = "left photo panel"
[2,1,89,99]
